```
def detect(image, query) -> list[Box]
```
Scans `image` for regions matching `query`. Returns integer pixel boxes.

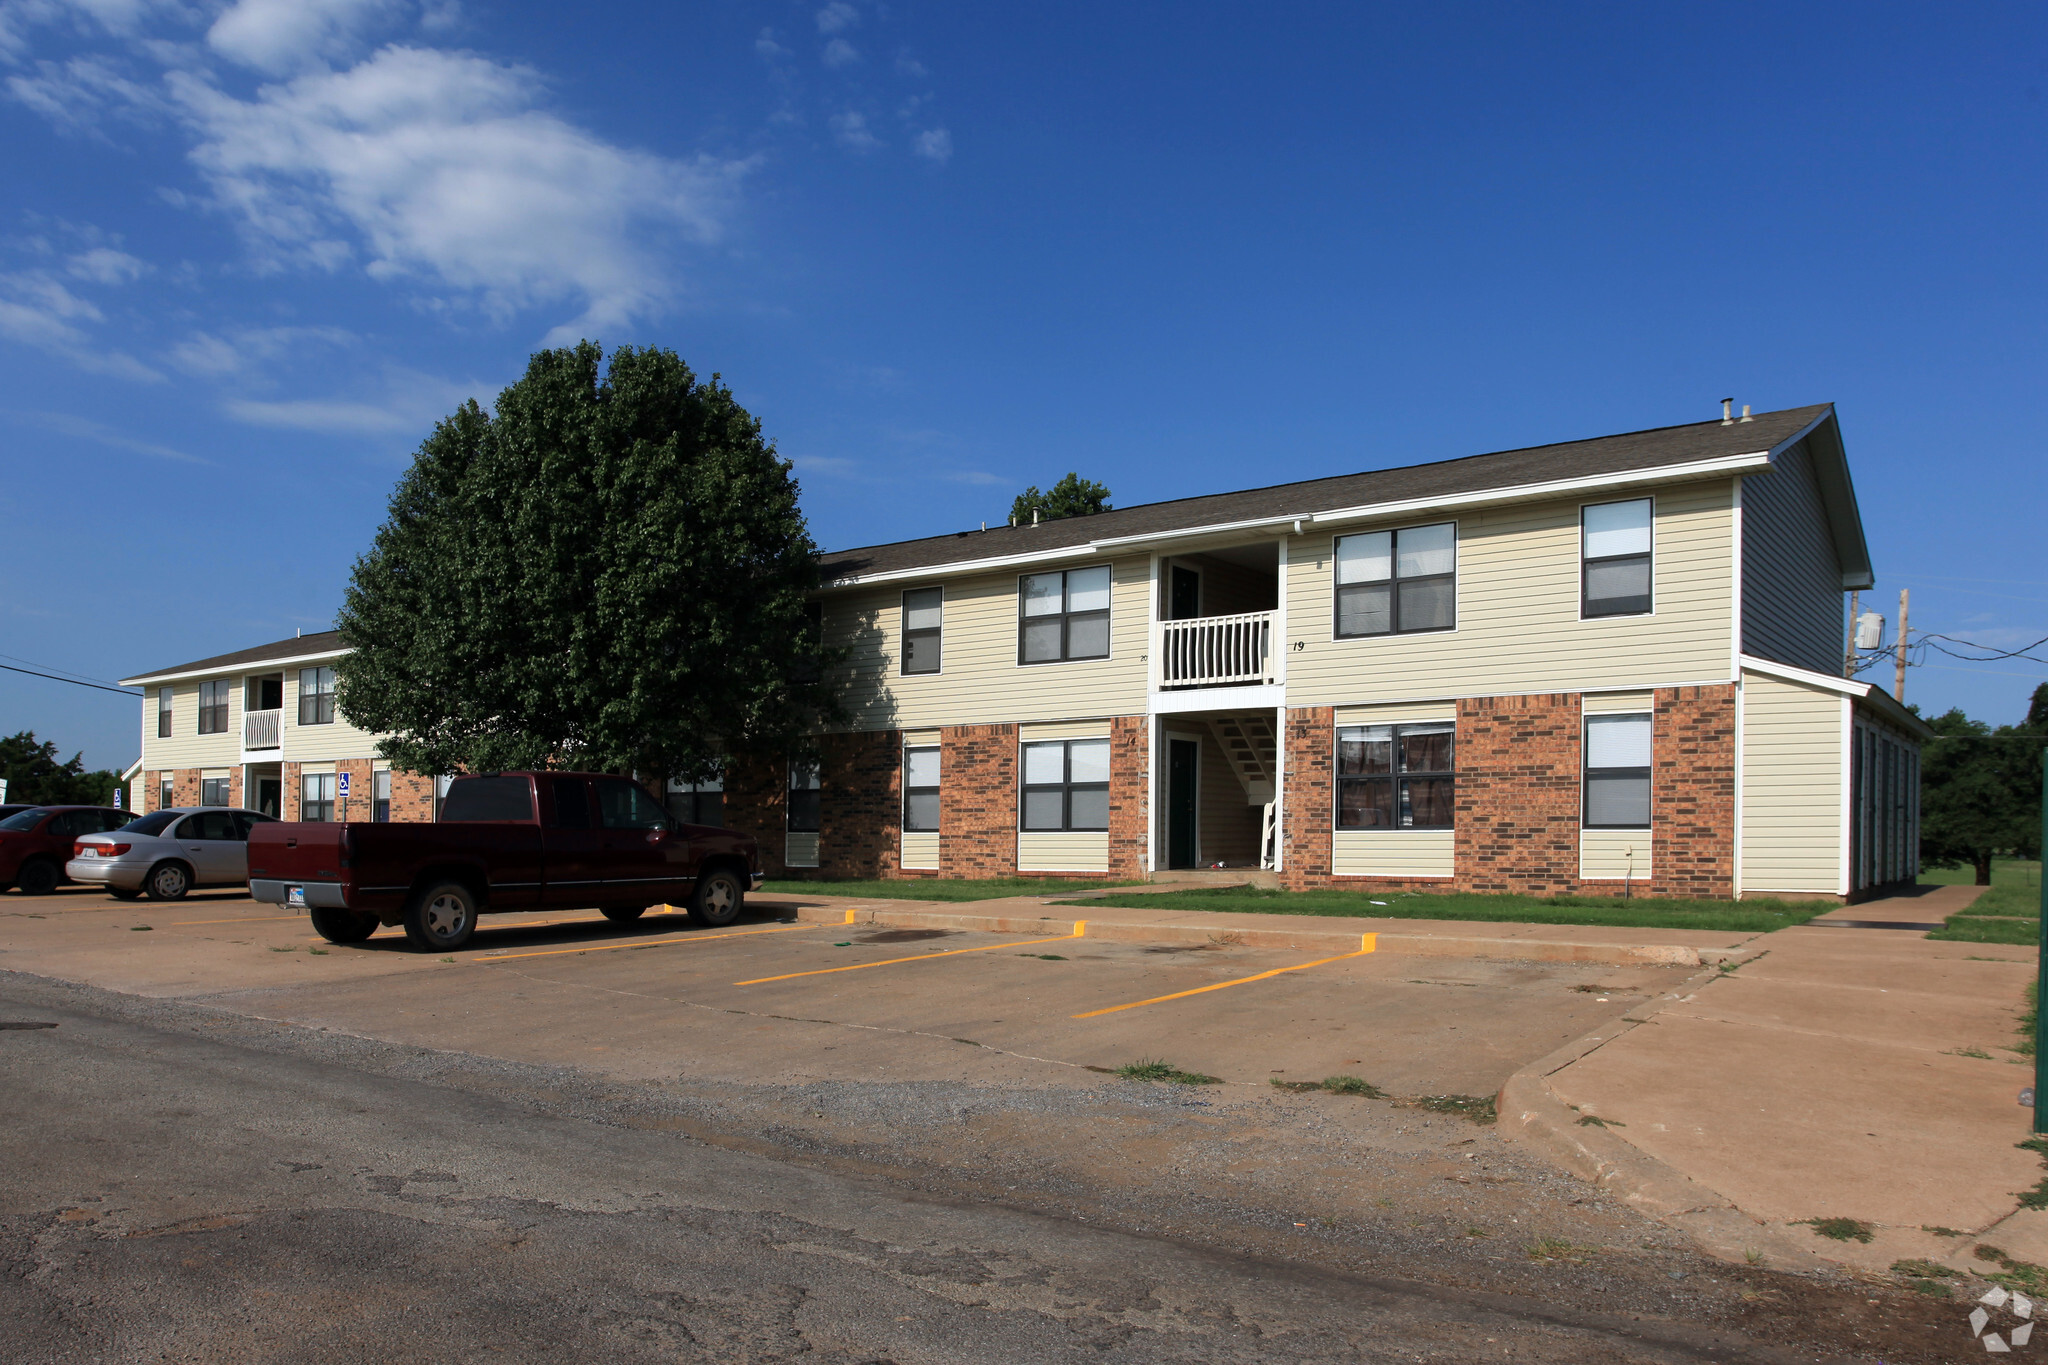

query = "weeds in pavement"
[1018,953,1066,960]
[1743,1248,1764,1266]
[1321,1075,1385,1097]
[1407,1094,1497,1125]
[129,925,152,932]
[2020,980,2038,1058]
[1891,1259,1957,1279]
[439,957,454,963]
[1525,1238,1579,1261]
[268,945,295,953]
[1463,1226,1489,1238]
[308,947,328,955]
[1922,1225,1967,1238]
[1975,1245,2048,1294]
[1944,1046,1994,1059]
[1796,1217,1875,1243]
[2011,1136,2048,1210]
[1576,1114,1625,1128]
[1117,1059,1221,1085]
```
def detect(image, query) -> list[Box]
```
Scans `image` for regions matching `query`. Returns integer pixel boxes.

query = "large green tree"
[1010,472,1111,525]
[335,342,836,784]
[1919,684,2046,885]
[0,732,121,806]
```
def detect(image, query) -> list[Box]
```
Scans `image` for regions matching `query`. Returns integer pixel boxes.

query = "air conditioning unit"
[1854,612,1885,650]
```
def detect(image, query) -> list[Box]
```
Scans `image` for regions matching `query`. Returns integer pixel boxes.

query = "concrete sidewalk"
[1499,883,2048,1272]
[758,891,1771,967]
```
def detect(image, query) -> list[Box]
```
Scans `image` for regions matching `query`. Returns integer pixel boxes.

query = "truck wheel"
[311,906,380,944]
[599,904,646,923]
[403,881,477,951]
[16,860,59,896]
[687,867,744,928]
[145,861,191,901]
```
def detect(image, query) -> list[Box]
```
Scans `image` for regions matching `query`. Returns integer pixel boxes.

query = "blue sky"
[1,0,2043,771]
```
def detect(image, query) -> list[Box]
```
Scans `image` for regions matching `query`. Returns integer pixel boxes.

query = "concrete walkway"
[1498,883,2048,1272]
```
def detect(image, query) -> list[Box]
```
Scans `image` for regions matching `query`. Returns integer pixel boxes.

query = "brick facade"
[820,730,902,879]
[723,749,790,876]
[1107,715,1149,880]
[1280,706,1334,886]
[939,723,1018,878]
[1455,693,1583,895]
[1651,684,1737,898]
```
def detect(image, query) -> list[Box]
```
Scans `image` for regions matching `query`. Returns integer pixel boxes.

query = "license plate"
[286,885,306,908]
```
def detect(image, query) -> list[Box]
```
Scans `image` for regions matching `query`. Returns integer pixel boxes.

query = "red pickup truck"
[248,771,762,951]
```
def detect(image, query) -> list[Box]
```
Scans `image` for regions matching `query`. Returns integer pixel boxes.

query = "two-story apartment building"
[121,402,1924,902]
[719,402,1925,901]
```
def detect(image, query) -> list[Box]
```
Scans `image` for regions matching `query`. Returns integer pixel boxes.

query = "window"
[298,667,336,725]
[1334,523,1456,637]
[440,776,536,822]
[901,587,943,675]
[1336,724,1455,828]
[1584,714,1652,828]
[1020,739,1110,831]
[301,773,336,822]
[182,810,239,841]
[665,775,724,827]
[1018,566,1112,664]
[158,777,173,811]
[552,777,592,828]
[200,777,230,807]
[904,746,940,832]
[373,770,391,822]
[122,811,180,836]
[198,679,230,734]
[1582,499,1652,617]
[788,759,821,833]
[157,687,174,738]
[596,778,669,831]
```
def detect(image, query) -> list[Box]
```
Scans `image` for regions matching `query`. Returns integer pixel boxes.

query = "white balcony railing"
[1153,611,1277,688]
[244,708,281,750]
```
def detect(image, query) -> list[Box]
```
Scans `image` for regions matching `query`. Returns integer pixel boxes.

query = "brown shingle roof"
[818,404,1835,583]
[122,630,345,685]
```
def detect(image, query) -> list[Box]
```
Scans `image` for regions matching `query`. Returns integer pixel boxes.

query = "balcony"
[1153,611,1276,689]
[244,709,281,751]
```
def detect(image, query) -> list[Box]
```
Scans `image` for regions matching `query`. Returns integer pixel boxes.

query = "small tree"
[0,732,121,805]
[1011,472,1111,525]
[335,342,837,784]
[1919,694,2045,885]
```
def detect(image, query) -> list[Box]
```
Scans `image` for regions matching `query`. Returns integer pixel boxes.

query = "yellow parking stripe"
[734,920,1087,986]
[475,909,856,963]
[1070,933,1377,1019]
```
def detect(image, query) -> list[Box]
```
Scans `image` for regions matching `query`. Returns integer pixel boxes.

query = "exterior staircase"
[1206,713,1278,805]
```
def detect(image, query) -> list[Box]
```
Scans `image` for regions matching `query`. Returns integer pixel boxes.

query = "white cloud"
[829,108,877,152]
[0,267,158,378]
[912,127,951,164]
[754,27,788,60]
[895,50,926,78]
[5,55,163,131]
[66,245,148,282]
[821,36,858,68]
[814,2,858,36]
[793,453,859,476]
[168,44,749,341]
[223,363,479,436]
[207,0,404,75]
[166,323,353,375]
[11,408,205,462]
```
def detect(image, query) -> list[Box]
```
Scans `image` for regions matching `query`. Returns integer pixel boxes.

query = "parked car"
[1,805,136,895]
[247,771,763,951]
[67,807,278,901]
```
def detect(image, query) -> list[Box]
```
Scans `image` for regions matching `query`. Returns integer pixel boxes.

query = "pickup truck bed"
[248,771,762,951]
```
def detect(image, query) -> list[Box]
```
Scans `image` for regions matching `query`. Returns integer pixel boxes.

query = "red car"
[0,805,138,895]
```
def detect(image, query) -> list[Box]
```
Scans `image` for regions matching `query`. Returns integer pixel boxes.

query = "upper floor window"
[1337,724,1455,829]
[1582,499,1653,617]
[1019,566,1112,664]
[299,666,336,725]
[666,774,724,828]
[902,587,943,675]
[1020,738,1110,831]
[157,686,173,738]
[788,758,821,833]
[197,679,230,734]
[1584,713,1652,828]
[904,745,941,832]
[1335,524,1456,637]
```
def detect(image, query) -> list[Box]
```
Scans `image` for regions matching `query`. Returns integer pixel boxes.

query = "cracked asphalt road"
[1,972,1873,1365]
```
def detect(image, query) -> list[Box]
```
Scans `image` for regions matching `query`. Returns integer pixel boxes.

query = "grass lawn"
[1926,858,2043,944]
[1049,886,1836,934]
[756,877,1144,902]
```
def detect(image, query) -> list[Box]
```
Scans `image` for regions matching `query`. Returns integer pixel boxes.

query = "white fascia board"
[1738,653,1870,698]
[822,453,1774,590]
[120,756,143,782]
[121,646,353,687]
[1306,452,1773,530]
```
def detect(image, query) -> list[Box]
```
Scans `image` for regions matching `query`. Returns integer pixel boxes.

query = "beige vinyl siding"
[822,557,1150,731]
[1334,701,1457,726]
[1583,690,1654,714]
[1284,481,1736,705]
[143,680,245,771]
[1019,720,1112,742]
[900,831,939,869]
[286,664,387,763]
[1162,553,1276,617]
[1332,829,1454,878]
[1739,670,1845,895]
[1740,439,1846,675]
[1580,829,1652,880]
[1197,731,1263,866]
[785,832,820,868]
[902,728,941,747]
[1018,830,1108,872]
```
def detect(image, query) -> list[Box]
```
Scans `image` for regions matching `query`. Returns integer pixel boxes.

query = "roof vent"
[1739,404,1753,423]
[1721,398,1734,425]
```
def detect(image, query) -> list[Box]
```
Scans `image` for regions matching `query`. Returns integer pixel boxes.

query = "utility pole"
[1844,590,1860,677]
[1893,588,1910,702]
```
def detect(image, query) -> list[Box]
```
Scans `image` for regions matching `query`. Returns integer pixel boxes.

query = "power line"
[0,662,142,697]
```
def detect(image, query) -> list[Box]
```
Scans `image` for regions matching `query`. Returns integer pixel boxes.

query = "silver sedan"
[68,807,278,901]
